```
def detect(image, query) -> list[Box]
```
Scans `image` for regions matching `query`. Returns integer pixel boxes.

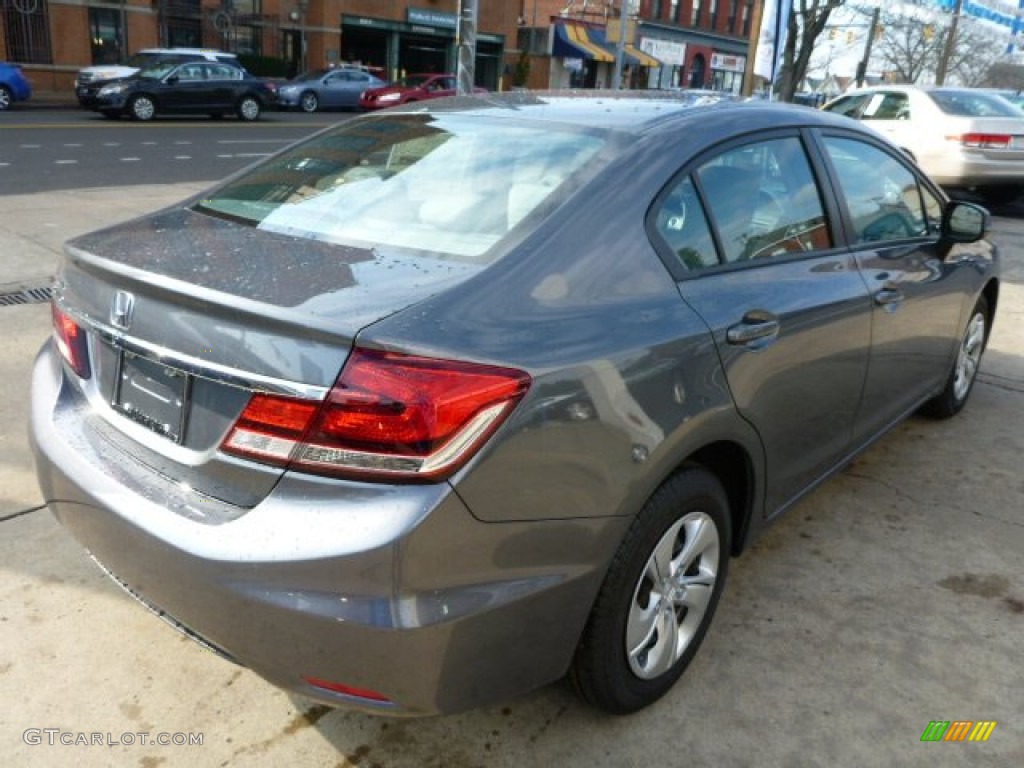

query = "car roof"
[396,90,853,135]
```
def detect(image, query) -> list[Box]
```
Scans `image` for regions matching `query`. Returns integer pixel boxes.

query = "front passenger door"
[819,134,974,444]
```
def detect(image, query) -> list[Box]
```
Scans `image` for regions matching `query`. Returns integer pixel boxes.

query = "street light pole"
[456,0,479,95]
[611,0,631,91]
[935,0,963,86]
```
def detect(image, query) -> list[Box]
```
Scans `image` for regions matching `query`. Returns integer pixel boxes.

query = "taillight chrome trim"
[294,400,514,478]
[55,302,329,400]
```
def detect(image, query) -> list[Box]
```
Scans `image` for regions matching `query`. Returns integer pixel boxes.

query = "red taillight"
[221,348,531,481]
[302,675,392,703]
[949,133,1013,149]
[51,304,91,380]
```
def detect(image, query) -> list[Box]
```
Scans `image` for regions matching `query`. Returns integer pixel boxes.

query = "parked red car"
[359,73,485,110]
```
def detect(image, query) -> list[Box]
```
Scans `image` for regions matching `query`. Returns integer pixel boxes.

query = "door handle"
[726,312,781,347]
[874,286,904,307]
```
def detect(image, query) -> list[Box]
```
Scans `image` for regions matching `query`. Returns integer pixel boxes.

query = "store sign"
[711,53,746,73]
[640,38,686,67]
[563,58,583,72]
[407,8,458,29]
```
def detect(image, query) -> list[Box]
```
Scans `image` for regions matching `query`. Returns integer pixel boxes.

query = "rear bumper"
[926,147,1024,188]
[30,343,625,715]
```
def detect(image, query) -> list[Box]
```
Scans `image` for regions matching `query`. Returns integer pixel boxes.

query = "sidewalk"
[0,183,207,290]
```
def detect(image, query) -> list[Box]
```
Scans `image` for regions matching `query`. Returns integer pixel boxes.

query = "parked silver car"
[822,84,1024,204]
[31,93,998,716]
[277,67,387,112]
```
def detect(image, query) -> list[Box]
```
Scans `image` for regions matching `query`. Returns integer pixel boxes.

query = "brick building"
[1,0,760,95]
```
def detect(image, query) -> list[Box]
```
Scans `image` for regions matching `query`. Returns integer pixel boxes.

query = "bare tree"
[777,0,847,102]
[946,22,1009,87]
[876,11,945,83]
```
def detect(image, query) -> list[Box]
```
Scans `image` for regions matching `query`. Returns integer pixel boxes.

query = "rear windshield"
[929,90,1022,118]
[196,114,607,261]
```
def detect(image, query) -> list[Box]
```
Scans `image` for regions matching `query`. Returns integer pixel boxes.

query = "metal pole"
[611,1,629,90]
[935,0,963,86]
[457,0,479,94]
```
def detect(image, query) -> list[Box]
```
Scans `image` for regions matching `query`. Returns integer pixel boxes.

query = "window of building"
[727,0,737,34]
[89,7,124,65]
[710,0,719,28]
[742,0,753,36]
[671,0,681,23]
[652,0,663,18]
[691,0,702,27]
[3,0,53,64]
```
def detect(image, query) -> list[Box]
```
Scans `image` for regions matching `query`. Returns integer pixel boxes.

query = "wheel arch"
[981,278,999,334]
[676,441,755,557]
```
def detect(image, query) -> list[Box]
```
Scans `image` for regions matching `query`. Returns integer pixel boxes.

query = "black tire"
[237,95,261,121]
[981,185,1023,207]
[299,91,319,113]
[921,295,990,419]
[570,467,731,714]
[0,84,12,111]
[129,95,156,121]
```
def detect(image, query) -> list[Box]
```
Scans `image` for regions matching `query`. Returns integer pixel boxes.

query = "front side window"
[196,115,607,261]
[823,137,928,244]
[695,137,832,263]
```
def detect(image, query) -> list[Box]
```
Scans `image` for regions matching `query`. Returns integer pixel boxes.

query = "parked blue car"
[0,62,32,110]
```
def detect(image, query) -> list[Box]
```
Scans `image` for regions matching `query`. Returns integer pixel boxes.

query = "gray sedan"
[31,93,998,717]
[277,67,386,112]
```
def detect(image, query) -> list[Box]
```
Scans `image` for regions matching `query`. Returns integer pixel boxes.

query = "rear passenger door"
[650,132,873,516]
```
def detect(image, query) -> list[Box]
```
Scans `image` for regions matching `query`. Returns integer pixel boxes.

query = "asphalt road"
[0,109,344,194]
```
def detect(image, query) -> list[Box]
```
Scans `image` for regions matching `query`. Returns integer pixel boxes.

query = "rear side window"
[694,137,832,263]
[823,137,929,243]
[929,90,1021,117]
[652,176,719,270]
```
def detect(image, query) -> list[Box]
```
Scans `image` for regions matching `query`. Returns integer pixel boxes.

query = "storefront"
[550,21,660,90]
[340,9,504,89]
[637,20,749,93]
[709,52,746,94]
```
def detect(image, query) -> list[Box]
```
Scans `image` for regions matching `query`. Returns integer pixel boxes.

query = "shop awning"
[588,27,663,68]
[624,44,661,68]
[553,23,616,63]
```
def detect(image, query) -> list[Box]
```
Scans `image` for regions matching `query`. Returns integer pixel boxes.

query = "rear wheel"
[237,95,261,121]
[980,185,1022,207]
[570,467,731,714]
[129,95,156,121]
[299,91,319,113]
[921,295,990,419]
[0,85,12,111]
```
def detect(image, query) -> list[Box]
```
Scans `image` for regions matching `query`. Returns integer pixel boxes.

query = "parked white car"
[822,84,1024,204]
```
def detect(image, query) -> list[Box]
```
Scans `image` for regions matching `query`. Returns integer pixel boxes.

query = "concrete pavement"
[1,186,1022,767]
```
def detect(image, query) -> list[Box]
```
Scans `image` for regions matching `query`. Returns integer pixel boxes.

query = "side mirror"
[941,200,988,244]
[166,75,179,85]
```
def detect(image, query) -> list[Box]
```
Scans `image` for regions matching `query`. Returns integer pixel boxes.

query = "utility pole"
[456,0,479,95]
[611,1,629,90]
[935,0,963,86]
[855,7,880,88]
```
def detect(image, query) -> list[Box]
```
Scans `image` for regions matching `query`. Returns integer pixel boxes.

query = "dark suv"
[75,48,242,108]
